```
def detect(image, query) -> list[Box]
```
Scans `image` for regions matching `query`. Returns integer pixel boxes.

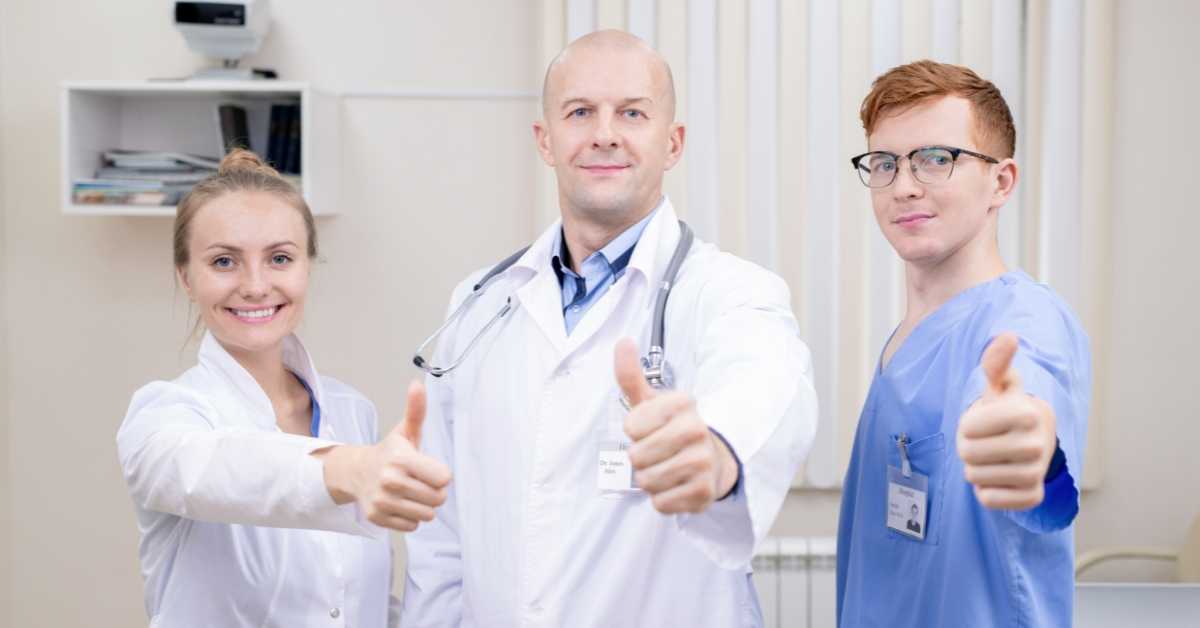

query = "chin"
[572,190,637,217]
[210,323,292,357]
[889,238,945,265]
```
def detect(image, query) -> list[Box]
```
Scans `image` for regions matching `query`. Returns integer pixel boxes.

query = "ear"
[176,266,195,301]
[532,120,556,167]
[663,122,686,171]
[990,158,1019,210]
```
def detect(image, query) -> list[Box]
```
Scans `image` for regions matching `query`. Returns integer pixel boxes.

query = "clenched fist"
[315,380,452,531]
[614,338,738,514]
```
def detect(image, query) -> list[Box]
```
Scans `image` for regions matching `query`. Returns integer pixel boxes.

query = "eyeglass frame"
[849,145,1000,188]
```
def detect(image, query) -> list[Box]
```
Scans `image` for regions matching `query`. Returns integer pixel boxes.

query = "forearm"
[122,428,376,535]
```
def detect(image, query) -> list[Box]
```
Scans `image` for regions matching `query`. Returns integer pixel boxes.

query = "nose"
[891,158,924,201]
[591,110,619,149]
[239,264,269,300]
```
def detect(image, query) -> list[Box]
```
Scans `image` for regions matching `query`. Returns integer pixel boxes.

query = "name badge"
[597,441,637,492]
[887,465,928,540]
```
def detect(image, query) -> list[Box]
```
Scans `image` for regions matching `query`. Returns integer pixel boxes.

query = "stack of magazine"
[72,151,221,206]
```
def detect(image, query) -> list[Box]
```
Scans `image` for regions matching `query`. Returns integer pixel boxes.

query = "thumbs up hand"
[315,380,452,531]
[615,338,739,514]
[956,333,1057,510]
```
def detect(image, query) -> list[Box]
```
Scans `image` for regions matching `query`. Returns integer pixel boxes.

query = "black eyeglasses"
[850,145,1000,188]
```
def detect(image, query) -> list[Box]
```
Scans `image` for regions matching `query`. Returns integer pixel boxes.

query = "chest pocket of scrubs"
[884,431,947,546]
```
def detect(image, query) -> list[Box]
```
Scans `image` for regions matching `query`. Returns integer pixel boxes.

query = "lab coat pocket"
[884,431,947,546]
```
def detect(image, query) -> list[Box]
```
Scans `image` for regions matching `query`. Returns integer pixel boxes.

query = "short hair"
[173,148,318,270]
[860,59,1016,159]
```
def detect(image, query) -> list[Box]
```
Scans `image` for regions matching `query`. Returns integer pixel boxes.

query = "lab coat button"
[329,607,340,619]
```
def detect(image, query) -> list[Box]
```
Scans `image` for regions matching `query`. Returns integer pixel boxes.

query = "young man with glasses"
[836,60,1092,627]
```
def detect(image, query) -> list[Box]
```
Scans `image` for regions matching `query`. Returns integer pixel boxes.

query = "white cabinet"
[60,80,340,216]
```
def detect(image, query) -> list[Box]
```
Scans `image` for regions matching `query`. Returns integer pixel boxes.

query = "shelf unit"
[60,80,340,216]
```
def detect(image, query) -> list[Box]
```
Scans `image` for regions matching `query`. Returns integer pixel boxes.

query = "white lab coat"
[116,332,397,627]
[402,199,818,628]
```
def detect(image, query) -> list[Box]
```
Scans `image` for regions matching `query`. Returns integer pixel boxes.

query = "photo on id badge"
[597,388,640,495]
[887,464,929,541]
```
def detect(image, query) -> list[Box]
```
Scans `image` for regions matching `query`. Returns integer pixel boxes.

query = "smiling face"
[177,190,310,361]
[867,96,1016,268]
[534,31,685,228]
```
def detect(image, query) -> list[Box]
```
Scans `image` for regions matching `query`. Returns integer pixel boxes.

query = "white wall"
[0,1,539,626]
[1073,0,1200,582]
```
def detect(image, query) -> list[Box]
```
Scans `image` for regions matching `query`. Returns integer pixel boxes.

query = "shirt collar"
[511,196,681,288]
[549,202,659,282]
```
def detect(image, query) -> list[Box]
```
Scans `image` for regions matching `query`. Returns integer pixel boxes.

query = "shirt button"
[329,607,340,619]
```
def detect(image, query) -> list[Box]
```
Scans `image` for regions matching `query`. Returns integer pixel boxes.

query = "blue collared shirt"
[550,209,656,334]
[836,271,1091,628]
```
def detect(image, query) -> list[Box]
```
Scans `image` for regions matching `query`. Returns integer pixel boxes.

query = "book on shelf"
[73,150,220,206]
[265,103,301,175]
[94,167,212,183]
[218,104,251,153]
[266,104,289,171]
[284,104,301,175]
[102,150,221,170]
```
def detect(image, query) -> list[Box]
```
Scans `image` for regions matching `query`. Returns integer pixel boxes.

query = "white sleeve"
[116,381,383,538]
[676,265,819,569]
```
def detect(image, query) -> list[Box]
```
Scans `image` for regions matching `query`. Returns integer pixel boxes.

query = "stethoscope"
[413,220,695,396]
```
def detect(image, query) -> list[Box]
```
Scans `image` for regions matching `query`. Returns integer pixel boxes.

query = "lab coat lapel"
[281,334,334,440]
[513,222,570,357]
[197,332,277,430]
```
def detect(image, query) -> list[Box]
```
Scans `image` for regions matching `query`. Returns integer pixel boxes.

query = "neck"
[902,227,1007,323]
[560,196,660,273]
[223,340,295,406]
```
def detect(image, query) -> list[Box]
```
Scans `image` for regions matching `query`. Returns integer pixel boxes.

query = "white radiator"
[752,536,839,628]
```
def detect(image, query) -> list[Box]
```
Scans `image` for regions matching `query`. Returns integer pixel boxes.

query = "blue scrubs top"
[837,271,1091,628]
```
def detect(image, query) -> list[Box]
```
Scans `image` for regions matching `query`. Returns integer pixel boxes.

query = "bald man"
[402,31,818,627]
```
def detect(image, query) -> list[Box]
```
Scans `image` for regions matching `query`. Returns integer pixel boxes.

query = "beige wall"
[1072,0,1200,582]
[0,0,538,626]
[0,0,10,616]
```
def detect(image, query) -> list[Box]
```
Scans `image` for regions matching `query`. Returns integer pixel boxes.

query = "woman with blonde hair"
[117,149,450,627]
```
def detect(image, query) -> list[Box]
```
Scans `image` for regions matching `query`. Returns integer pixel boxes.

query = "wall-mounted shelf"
[60,80,340,217]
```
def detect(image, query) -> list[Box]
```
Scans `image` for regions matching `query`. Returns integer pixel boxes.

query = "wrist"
[315,444,363,505]
[709,431,740,498]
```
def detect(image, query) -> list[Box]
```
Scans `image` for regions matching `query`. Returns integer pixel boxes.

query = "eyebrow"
[559,96,655,111]
[204,240,299,253]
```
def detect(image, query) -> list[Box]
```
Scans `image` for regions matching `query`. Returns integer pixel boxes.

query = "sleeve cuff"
[708,427,744,501]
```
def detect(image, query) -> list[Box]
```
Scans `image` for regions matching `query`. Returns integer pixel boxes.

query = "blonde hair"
[172,148,318,269]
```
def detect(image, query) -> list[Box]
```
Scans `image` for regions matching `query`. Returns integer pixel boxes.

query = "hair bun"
[217,148,281,177]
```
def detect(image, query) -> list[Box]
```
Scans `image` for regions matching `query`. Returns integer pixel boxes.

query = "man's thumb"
[981,333,1019,397]
[614,338,656,407]
[400,379,427,448]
